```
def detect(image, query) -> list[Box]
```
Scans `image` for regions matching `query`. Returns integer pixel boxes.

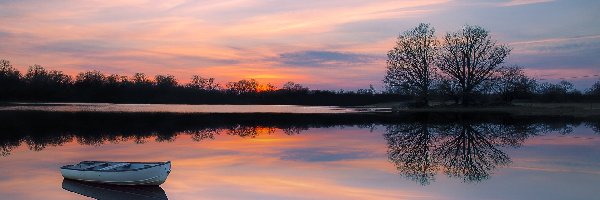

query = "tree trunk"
[461,90,470,106]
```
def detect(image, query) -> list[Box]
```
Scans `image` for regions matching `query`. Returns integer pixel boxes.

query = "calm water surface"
[0,103,378,113]
[1,119,599,199]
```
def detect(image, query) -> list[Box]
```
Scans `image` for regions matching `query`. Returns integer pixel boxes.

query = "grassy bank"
[365,102,600,117]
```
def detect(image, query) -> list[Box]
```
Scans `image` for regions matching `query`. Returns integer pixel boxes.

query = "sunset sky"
[1,0,599,89]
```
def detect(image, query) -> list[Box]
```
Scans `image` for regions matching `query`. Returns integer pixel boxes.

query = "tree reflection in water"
[384,120,577,185]
[385,122,438,185]
[434,123,512,183]
[0,126,308,157]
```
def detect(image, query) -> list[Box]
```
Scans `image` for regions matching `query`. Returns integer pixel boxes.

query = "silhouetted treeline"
[385,23,600,106]
[427,78,600,104]
[0,59,404,105]
[1,58,598,105]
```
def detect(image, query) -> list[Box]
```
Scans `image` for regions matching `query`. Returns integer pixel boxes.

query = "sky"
[0,0,599,90]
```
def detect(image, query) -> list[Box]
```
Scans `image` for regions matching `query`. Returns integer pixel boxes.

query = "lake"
[0,103,386,113]
[0,106,598,200]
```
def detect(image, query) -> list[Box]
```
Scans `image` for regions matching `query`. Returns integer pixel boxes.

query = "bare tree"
[435,78,461,104]
[25,65,72,86]
[282,81,309,93]
[0,59,20,80]
[131,73,153,87]
[585,81,600,97]
[0,59,22,98]
[384,23,438,105]
[75,70,106,88]
[188,75,220,90]
[495,65,536,103]
[105,74,129,87]
[258,83,276,92]
[537,80,579,102]
[227,79,259,94]
[438,25,511,105]
[155,74,178,88]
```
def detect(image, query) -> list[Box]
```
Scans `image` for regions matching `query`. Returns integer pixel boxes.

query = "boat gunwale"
[61,161,170,172]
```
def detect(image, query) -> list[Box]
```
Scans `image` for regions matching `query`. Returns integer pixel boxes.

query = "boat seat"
[80,162,107,170]
[97,163,131,171]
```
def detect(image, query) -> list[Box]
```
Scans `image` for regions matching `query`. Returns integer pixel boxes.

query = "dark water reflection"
[385,122,549,184]
[0,111,598,199]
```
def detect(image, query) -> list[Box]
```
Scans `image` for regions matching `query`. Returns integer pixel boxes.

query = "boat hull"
[61,162,171,186]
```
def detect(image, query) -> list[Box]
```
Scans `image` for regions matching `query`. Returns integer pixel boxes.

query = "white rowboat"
[60,161,171,186]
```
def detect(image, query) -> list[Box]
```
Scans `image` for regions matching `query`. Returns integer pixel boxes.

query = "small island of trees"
[385,23,599,106]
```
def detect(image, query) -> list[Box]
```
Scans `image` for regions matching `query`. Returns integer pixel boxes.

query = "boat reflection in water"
[62,179,168,200]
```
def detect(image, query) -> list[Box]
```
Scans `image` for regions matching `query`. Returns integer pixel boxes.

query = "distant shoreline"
[1,102,599,118]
